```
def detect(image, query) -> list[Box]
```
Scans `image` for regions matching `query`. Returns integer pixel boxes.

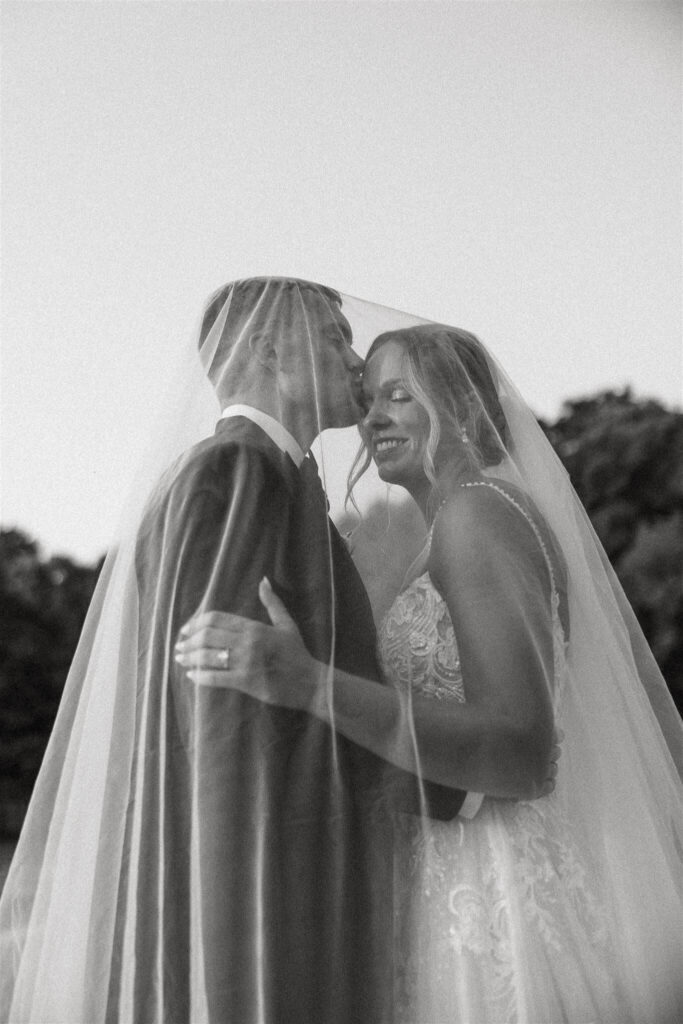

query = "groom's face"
[280,292,364,430]
[312,303,365,430]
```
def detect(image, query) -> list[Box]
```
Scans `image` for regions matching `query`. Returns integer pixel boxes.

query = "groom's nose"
[347,348,364,374]
[346,354,364,391]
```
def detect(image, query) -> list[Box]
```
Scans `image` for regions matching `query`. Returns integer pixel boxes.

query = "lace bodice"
[378,571,465,702]
[378,482,566,707]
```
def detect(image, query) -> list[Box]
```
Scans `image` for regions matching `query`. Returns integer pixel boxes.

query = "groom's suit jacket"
[111,417,465,1024]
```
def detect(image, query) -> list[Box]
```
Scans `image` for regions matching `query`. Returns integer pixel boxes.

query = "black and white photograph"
[1,2,682,1022]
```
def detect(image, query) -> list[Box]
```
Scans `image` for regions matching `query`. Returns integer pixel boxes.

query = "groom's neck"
[219,390,319,454]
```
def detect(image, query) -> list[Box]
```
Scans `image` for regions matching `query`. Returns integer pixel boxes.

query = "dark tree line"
[0,532,103,833]
[1,390,681,833]
[540,391,683,710]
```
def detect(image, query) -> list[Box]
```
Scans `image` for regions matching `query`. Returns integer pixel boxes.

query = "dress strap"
[459,481,559,598]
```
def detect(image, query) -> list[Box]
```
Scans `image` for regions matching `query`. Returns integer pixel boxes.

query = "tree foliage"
[1,389,681,831]
[540,390,683,560]
[540,390,683,711]
[0,531,102,830]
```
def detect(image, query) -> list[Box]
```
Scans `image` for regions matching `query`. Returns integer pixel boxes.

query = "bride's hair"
[347,325,509,508]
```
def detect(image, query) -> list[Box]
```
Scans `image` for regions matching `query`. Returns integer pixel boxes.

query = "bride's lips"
[373,437,408,461]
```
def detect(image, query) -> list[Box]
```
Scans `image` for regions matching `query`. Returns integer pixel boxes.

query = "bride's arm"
[175,490,556,799]
[295,641,552,800]
[326,485,555,798]
[424,486,556,797]
[176,595,552,799]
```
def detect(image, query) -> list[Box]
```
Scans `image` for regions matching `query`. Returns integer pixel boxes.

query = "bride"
[177,318,683,1022]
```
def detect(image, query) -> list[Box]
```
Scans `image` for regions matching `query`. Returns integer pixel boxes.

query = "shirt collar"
[220,404,305,468]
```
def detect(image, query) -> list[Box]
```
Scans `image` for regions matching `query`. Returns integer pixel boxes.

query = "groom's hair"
[199,277,342,385]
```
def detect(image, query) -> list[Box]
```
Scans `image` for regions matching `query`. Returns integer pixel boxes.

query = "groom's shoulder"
[158,423,295,506]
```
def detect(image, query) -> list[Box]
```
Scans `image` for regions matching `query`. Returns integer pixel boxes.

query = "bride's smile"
[374,437,409,456]
[361,339,430,490]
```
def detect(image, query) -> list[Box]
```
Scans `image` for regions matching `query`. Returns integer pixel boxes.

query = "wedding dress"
[379,481,652,1023]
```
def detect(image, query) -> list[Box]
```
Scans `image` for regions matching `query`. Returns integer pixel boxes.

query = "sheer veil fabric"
[354,319,683,1023]
[0,279,681,1023]
[0,280,463,1024]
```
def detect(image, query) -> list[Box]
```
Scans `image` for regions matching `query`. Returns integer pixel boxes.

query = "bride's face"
[361,340,431,491]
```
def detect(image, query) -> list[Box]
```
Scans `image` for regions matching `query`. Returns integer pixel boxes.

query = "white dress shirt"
[220,404,305,467]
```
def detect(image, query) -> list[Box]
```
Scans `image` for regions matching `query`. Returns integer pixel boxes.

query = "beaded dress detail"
[378,570,464,704]
[378,483,625,1023]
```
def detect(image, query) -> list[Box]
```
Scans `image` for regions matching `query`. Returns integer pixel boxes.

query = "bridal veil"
[1,279,681,1023]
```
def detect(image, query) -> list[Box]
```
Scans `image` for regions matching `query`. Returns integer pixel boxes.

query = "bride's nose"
[362,398,391,431]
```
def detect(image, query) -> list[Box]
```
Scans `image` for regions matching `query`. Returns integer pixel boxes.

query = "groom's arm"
[167,448,291,632]
[140,443,298,1021]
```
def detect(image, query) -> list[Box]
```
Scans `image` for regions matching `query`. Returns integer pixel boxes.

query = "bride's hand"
[174,578,323,709]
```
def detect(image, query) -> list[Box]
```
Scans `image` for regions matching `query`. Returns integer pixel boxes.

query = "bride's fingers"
[176,646,238,670]
[259,577,297,630]
[179,609,244,637]
[177,643,258,672]
[187,668,246,689]
[175,624,242,653]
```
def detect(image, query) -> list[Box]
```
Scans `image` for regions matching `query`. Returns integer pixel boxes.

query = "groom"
[119,277,467,1024]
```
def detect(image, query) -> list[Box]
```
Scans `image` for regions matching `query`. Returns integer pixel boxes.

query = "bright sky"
[2,0,681,562]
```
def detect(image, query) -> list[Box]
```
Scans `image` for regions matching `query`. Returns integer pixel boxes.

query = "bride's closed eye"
[359,385,414,420]
[388,386,412,402]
